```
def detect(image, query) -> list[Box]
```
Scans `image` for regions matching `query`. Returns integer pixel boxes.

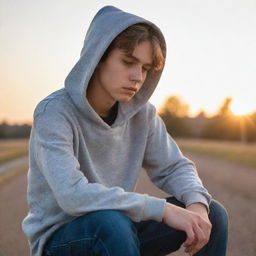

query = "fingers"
[183,227,195,247]
[183,225,200,255]
[163,203,212,255]
[186,224,206,255]
[184,220,211,255]
[184,236,198,254]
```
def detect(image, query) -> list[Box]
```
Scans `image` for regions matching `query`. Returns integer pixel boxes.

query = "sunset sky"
[1,0,256,124]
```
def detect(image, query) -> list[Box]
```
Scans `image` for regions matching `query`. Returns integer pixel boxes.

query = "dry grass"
[0,164,28,185]
[0,139,29,164]
[1,138,255,168]
[176,138,256,168]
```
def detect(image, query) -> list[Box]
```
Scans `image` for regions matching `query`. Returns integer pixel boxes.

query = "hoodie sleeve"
[32,102,166,222]
[143,108,211,211]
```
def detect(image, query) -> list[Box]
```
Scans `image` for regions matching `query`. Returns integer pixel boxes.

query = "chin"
[118,96,134,103]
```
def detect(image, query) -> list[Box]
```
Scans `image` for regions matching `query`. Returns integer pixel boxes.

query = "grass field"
[0,138,255,168]
[176,138,256,168]
[0,139,29,164]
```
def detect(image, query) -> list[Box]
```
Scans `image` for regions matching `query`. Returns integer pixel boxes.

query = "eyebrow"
[124,53,153,69]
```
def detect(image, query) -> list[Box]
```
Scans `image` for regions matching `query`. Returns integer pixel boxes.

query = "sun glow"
[231,100,255,116]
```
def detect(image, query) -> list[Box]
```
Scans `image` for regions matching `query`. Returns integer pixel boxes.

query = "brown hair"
[101,23,165,71]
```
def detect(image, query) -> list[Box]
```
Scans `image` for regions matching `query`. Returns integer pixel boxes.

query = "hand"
[163,202,212,256]
[184,203,212,255]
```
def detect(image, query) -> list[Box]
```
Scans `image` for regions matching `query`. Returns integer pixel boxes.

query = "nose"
[130,66,143,83]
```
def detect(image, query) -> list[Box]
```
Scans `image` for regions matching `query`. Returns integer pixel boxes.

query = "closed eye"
[123,59,151,71]
[142,66,150,72]
[122,52,152,71]
[122,59,134,66]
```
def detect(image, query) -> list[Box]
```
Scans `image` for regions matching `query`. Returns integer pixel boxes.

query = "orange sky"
[1,0,256,124]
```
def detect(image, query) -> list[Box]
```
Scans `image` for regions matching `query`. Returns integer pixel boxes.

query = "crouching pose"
[23,6,228,256]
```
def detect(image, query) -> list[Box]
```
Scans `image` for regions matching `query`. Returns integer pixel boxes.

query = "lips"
[123,87,137,93]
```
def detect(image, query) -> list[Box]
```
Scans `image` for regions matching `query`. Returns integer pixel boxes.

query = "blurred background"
[0,0,255,255]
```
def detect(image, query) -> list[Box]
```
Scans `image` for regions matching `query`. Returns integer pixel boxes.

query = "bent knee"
[209,200,229,229]
[85,210,136,238]
[88,210,133,226]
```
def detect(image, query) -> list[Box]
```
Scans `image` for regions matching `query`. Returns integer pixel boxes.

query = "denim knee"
[86,210,137,236]
[85,210,140,255]
[44,210,140,256]
[209,200,229,234]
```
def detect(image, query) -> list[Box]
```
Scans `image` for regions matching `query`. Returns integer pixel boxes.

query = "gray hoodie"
[22,6,211,256]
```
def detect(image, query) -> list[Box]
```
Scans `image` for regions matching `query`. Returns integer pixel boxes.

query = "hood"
[65,5,166,127]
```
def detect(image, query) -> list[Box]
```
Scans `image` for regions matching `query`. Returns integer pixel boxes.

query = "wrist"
[187,203,208,215]
[163,202,170,223]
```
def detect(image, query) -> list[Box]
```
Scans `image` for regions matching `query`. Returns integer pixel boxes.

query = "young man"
[22,6,228,256]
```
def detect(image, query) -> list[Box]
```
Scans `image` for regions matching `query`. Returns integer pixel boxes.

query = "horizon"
[1,94,255,125]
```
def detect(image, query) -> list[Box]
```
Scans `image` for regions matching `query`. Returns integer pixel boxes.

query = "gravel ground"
[0,152,255,255]
[185,152,256,256]
[0,170,29,256]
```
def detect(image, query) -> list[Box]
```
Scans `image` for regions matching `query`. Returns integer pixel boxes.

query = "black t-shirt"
[100,102,118,126]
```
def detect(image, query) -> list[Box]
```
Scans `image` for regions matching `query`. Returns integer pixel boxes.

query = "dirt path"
[184,152,256,256]
[136,152,256,256]
[0,170,29,256]
[0,156,28,175]
[0,152,255,255]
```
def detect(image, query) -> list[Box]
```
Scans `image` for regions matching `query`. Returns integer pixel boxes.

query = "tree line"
[0,122,31,138]
[0,96,255,142]
[159,96,256,143]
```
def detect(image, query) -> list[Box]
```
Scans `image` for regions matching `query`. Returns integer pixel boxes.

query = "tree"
[202,97,240,140]
[216,97,233,117]
[159,96,190,137]
[0,122,31,138]
[160,95,189,118]
[245,112,256,142]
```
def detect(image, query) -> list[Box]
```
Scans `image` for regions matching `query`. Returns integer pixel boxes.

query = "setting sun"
[231,100,255,116]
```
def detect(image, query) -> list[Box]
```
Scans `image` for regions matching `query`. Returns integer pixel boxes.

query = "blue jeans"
[43,197,228,256]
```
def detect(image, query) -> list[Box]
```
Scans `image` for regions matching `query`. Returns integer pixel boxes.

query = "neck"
[86,76,116,117]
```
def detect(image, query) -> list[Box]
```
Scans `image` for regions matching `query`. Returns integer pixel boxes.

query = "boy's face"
[94,40,153,104]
